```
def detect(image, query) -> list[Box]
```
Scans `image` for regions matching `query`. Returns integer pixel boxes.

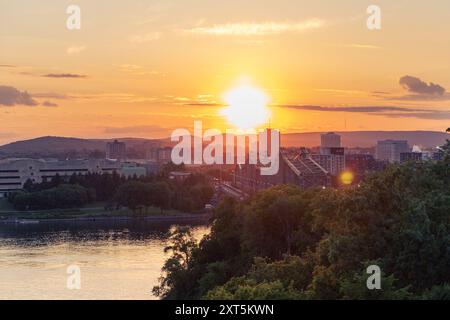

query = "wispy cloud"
[276,105,427,113]
[117,64,160,76]
[185,19,326,36]
[129,32,161,43]
[42,73,88,79]
[33,92,70,100]
[315,88,368,97]
[376,111,450,120]
[67,45,86,55]
[339,43,382,49]
[42,101,58,107]
[103,125,166,135]
[275,104,450,120]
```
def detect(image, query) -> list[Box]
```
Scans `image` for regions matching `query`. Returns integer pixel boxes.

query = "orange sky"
[1,0,450,145]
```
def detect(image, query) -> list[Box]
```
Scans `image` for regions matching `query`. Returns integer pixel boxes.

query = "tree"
[153,226,198,299]
[155,158,449,300]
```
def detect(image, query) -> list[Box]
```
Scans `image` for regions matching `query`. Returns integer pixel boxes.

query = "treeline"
[153,142,450,300]
[8,164,214,213]
[9,184,94,211]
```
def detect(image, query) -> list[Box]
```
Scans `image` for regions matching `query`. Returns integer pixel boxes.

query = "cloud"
[33,92,70,99]
[0,85,39,106]
[0,64,17,68]
[377,111,450,120]
[276,105,427,113]
[185,19,326,36]
[67,45,86,55]
[399,75,446,96]
[276,104,450,120]
[117,64,160,76]
[42,101,58,107]
[103,125,166,135]
[374,76,450,101]
[129,32,161,43]
[184,102,225,107]
[342,44,382,49]
[42,73,87,78]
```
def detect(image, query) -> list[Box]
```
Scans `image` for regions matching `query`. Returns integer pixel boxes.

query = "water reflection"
[0,219,210,300]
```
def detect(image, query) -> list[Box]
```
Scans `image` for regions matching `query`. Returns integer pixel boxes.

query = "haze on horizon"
[1,0,450,145]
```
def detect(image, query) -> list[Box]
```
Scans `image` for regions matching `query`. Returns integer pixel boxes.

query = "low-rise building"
[0,158,146,198]
[400,152,423,163]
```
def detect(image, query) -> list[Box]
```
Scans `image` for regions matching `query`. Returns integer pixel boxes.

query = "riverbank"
[0,199,210,224]
[0,213,210,224]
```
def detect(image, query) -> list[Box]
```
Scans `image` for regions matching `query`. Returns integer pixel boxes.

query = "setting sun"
[220,83,271,130]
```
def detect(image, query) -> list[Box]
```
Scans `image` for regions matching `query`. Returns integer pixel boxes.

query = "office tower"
[321,132,341,149]
[375,140,409,163]
[106,140,126,160]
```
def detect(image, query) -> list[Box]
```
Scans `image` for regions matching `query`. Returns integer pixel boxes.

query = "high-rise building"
[106,140,126,160]
[375,140,409,163]
[315,132,345,176]
[321,132,341,149]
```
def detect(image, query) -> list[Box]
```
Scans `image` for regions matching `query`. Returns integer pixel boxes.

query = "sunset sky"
[1,0,450,145]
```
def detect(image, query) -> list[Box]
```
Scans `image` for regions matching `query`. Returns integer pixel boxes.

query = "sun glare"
[221,83,270,130]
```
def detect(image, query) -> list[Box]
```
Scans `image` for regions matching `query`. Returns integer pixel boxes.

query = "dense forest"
[153,141,450,300]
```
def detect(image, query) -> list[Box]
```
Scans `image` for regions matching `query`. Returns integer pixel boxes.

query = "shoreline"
[0,212,211,224]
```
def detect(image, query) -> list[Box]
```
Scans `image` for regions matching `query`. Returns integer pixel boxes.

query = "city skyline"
[1,0,450,146]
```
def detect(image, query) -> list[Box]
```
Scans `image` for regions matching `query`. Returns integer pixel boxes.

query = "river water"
[0,219,209,300]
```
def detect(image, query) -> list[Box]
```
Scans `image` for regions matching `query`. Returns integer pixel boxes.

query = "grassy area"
[0,199,188,220]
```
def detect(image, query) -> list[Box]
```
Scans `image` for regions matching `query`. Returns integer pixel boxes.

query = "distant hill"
[282,131,449,148]
[0,131,447,158]
[0,136,167,158]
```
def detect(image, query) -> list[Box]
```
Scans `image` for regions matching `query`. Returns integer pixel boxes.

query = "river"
[0,219,210,300]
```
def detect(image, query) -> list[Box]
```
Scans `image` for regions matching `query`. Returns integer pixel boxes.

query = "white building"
[321,132,341,149]
[375,140,410,163]
[0,158,131,198]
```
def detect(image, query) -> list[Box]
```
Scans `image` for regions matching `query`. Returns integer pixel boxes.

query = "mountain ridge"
[0,131,448,157]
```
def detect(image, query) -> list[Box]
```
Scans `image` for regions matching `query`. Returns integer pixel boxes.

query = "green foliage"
[205,277,304,300]
[152,226,199,299]
[11,184,91,210]
[339,263,413,300]
[421,284,450,300]
[115,181,172,214]
[12,170,214,213]
[156,156,450,300]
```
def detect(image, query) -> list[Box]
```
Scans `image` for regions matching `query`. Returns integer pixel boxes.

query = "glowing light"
[221,82,270,130]
[341,171,354,185]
